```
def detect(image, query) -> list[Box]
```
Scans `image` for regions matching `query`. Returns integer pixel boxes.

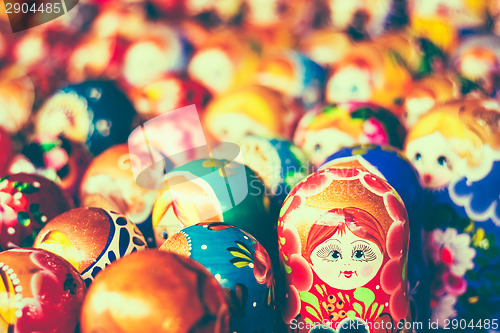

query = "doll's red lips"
[342,271,356,278]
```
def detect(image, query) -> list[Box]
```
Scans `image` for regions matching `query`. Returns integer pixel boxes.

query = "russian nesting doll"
[279,167,411,332]
[405,98,500,329]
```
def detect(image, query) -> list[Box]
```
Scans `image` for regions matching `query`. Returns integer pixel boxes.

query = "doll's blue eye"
[329,250,341,261]
[351,86,358,93]
[415,153,422,161]
[314,144,321,152]
[353,250,364,260]
[437,155,448,166]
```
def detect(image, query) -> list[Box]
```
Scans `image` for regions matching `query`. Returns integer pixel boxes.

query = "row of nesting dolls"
[6,0,500,111]
[0,203,275,332]
[0,98,498,332]
[3,25,500,163]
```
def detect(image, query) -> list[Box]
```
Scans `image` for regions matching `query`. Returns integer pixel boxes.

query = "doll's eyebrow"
[325,239,341,244]
[350,240,369,245]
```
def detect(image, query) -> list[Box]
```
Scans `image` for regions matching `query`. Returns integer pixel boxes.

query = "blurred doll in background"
[402,73,460,129]
[405,98,500,189]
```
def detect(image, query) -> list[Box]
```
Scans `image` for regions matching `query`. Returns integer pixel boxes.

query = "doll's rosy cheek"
[361,264,373,277]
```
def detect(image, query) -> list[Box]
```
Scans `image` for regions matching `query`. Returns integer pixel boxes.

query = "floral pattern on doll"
[429,228,475,277]
[0,178,48,248]
[424,202,500,327]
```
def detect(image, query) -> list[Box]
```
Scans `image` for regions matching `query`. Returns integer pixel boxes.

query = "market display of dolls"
[0,1,499,332]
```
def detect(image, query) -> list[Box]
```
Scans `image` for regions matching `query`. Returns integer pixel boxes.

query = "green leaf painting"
[227,241,253,268]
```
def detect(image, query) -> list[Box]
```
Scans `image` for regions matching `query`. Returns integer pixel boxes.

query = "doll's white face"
[246,0,282,26]
[124,41,170,87]
[328,0,363,31]
[409,0,481,26]
[188,49,234,95]
[311,228,383,290]
[36,92,90,143]
[303,128,356,166]
[410,0,464,17]
[403,96,435,129]
[326,65,373,104]
[209,113,273,142]
[457,51,497,95]
[405,132,466,188]
[239,138,281,195]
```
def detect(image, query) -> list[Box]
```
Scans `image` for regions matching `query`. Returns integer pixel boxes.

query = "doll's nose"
[423,173,432,185]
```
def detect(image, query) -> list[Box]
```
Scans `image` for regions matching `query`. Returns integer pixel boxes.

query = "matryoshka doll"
[202,85,299,142]
[187,30,260,96]
[294,103,406,167]
[236,136,310,215]
[0,248,86,333]
[19,135,92,198]
[256,51,326,108]
[80,251,229,333]
[34,80,136,156]
[402,73,459,129]
[65,3,142,83]
[404,98,500,189]
[489,0,500,36]
[0,128,13,176]
[243,0,313,32]
[79,144,158,245]
[182,0,243,24]
[161,223,275,332]
[33,207,147,286]
[0,69,34,134]
[0,173,73,249]
[299,29,353,69]
[325,42,413,116]
[404,98,500,328]
[127,74,212,120]
[279,167,410,332]
[452,34,500,97]
[122,24,189,88]
[152,158,272,252]
[323,0,403,38]
[373,32,447,78]
[320,145,429,324]
[407,0,489,54]
[66,33,124,83]
[241,0,312,53]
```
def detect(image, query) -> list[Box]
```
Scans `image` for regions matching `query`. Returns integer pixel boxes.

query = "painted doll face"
[310,227,383,290]
[209,113,273,142]
[410,0,464,18]
[124,41,172,87]
[405,132,466,188]
[189,48,235,95]
[303,128,356,166]
[327,0,364,31]
[326,65,373,104]
[245,0,284,26]
[403,95,436,129]
[36,92,90,143]
[238,137,282,194]
[457,48,498,95]
[153,174,223,246]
